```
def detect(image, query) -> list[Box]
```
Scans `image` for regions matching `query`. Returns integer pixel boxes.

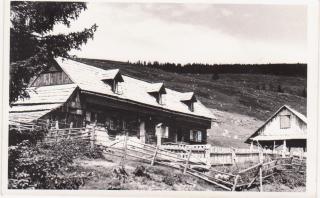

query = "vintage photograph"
[7,1,308,192]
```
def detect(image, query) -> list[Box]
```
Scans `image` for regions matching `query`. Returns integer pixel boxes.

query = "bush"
[8,139,103,189]
[9,127,46,146]
[163,176,175,186]
[273,171,306,189]
[133,165,151,179]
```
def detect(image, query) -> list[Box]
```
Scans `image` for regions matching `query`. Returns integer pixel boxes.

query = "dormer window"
[181,92,197,112]
[147,83,166,105]
[101,69,124,94]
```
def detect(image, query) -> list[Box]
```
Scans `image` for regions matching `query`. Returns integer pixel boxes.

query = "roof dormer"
[101,69,124,94]
[147,83,166,105]
[180,92,197,112]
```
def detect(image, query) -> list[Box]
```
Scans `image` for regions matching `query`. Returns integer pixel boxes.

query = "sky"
[54,3,307,64]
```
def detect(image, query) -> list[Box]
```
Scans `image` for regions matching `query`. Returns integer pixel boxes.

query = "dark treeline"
[128,60,307,77]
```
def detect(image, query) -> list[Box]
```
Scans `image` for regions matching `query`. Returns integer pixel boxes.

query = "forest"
[127,60,307,77]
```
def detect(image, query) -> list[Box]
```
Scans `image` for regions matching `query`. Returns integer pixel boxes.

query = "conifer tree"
[10,1,97,103]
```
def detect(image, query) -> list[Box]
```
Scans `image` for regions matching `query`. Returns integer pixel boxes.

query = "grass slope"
[74,58,307,147]
[207,109,264,148]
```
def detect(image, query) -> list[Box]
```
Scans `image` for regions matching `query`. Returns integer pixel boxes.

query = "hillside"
[74,58,307,147]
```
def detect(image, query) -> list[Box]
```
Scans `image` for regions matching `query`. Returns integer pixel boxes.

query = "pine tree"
[277,85,283,93]
[10,1,97,103]
[302,87,307,97]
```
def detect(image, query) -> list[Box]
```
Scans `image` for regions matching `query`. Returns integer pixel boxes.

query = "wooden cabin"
[245,105,307,153]
[9,58,215,146]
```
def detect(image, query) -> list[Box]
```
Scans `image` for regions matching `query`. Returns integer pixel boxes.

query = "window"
[112,80,119,94]
[85,112,91,122]
[157,92,165,105]
[122,120,127,130]
[197,131,202,142]
[188,101,194,112]
[109,119,115,130]
[280,115,291,129]
[190,130,194,141]
[190,130,202,142]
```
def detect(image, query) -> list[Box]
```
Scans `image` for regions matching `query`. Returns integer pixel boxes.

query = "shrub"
[163,176,175,186]
[133,165,151,179]
[8,139,102,189]
[273,171,306,189]
[9,127,46,146]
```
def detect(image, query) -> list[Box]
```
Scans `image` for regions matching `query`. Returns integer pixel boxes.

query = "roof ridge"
[55,57,215,120]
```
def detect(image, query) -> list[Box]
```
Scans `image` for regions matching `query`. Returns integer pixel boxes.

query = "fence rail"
[9,122,306,191]
[9,120,306,166]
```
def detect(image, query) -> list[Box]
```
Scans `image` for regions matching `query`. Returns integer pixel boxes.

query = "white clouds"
[56,3,307,64]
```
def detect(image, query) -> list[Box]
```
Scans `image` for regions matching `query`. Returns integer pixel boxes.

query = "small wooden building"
[245,105,307,153]
[10,58,215,146]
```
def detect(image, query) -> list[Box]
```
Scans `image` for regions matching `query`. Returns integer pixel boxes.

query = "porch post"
[250,141,253,152]
[139,121,146,143]
[156,129,162,146]
[250,141,253,160]
[273,141,276,153]
[174,132,178,143]
[282,140,287,157]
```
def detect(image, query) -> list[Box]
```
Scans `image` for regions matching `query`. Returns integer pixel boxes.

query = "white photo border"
[1,0,319,198]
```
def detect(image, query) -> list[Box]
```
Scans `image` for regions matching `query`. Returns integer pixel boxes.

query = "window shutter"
[85,112,91,122]
[197,131,202,142]
[190,130,194,141]
[164,126,169,138]
[280,115,291,129]
[105,117,110,128]
[122,120,127,130]
[110,119,115,130]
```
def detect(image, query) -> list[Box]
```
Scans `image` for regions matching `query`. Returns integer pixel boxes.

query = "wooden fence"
[96,133,306,191]
[160,144,306,166]
[9,120,306,166]
[9,122,306,191]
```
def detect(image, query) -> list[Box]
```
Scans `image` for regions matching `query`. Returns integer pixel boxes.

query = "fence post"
[258,148,264,191]
[68,122,73,139]
[259,149,263,163]
[55,120,59,129]
[231,148,236,165]
[232,175,240,191]
[46,119,50,130]
[250,142,253,161]
[183,150,192,174]
[151,146,159,166]
[205,145,211,165]
[120,132,128,167]
[259,165,263,192]
[90,123,96,149]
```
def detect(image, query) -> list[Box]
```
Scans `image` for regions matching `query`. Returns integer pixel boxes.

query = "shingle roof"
[14,84,77,105]
[285,105,307,124]
[10,84,77,122]
[55,58,215,120]
[10,104,62,112]
[9,110,53,123]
